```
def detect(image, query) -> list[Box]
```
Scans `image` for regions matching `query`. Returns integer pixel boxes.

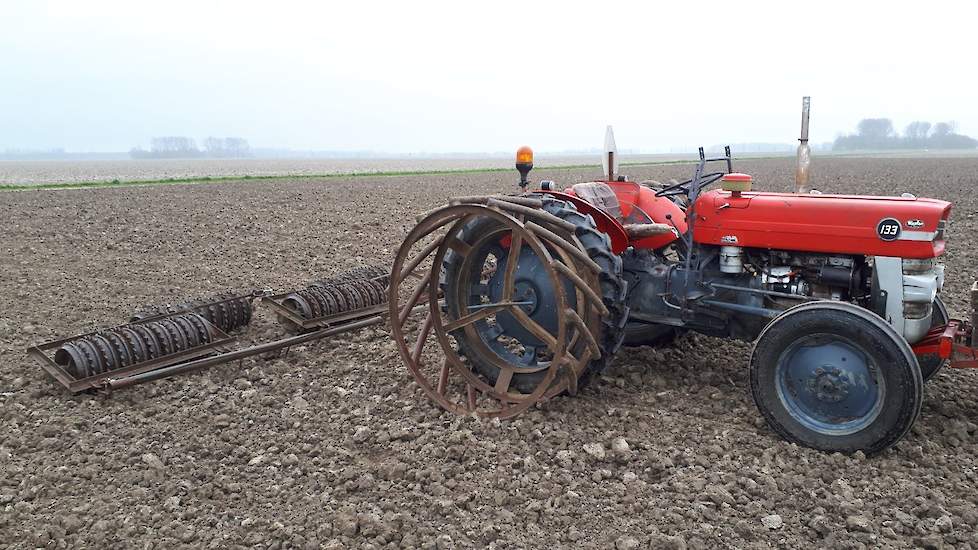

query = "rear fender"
[531,190,629,254]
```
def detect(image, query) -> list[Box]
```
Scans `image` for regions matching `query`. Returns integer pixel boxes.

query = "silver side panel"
[873,256,941,344]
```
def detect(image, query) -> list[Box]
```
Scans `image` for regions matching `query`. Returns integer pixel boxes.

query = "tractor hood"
[692,190,951,259]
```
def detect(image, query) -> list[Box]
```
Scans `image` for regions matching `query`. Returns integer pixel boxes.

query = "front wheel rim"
[774,334,885,436]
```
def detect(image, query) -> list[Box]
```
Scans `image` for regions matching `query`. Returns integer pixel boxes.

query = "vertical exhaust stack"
[603,125,619,182]
[795,96,812,193]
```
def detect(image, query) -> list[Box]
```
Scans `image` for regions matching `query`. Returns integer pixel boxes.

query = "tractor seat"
[570,182,623,221]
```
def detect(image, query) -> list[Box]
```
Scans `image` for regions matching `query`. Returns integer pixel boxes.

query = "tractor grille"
[935,219,948,241]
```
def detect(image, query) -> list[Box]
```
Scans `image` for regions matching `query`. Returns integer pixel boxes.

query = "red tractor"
[389,137,977,456]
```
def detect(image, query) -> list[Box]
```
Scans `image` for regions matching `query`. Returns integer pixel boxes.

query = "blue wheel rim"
[774,334,885,435]
[462,231,575,369]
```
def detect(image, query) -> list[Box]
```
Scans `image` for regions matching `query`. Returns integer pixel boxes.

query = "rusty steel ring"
[389,200,605,419]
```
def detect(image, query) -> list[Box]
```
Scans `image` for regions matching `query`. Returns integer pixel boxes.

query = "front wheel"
[750,301,922,456]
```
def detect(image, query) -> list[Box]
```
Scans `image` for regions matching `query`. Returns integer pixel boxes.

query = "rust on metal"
[310,265,389,288]
[131,291,260,333]
[29,316,235,394]
[267,278,389,331]
[389,198,607,419]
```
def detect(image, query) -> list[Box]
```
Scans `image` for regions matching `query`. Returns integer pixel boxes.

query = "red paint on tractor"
[549,181,687,253]
[535,190,630,254]
[692,190,951,259]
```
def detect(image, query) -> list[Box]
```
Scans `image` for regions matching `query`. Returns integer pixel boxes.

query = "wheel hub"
[776,337,884,435]
[810,367,851,403]
[484,244,575,348]
[511,281,539,315]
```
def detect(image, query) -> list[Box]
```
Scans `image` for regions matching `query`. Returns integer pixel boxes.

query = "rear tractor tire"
[750,301,923,456]
[442,196,627,394]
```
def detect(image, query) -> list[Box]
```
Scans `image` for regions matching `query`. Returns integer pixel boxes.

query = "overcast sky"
[3,1,977,154]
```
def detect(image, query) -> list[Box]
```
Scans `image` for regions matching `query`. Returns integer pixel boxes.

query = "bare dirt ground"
[1,157,977,549]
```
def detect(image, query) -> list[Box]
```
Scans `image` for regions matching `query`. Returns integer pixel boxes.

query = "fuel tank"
[692,190,951,259]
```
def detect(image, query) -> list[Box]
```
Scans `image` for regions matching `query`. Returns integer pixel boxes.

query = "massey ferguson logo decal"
[906,219,924,228]
[876,218,902,241]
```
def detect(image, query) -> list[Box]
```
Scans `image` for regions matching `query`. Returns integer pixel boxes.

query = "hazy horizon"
[4,1,978,154]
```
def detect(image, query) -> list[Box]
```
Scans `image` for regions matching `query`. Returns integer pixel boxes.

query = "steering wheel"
[654,171,726,198]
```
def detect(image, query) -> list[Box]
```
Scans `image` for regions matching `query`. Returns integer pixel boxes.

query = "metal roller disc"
[366,279,386,305]
[172,316,200,347]
[322,285,350,314]
[240,297,253,325]
[306,286,335,317]
[346,280,371,305]
[325,285,347,316]
[54,342,93,379]
[97,332,124,371]
[317,286,343,316]
[73,338,102,378]
[372,279,389,303]
[159,319,188,352]
[146,322,175,356]
[87,334,118,374]
[299,290,322,318]
[220,299,238,331]
[104,330,135,368]
[236,298,250,328]
[185,313,210,344]
[216,300,234,332]
[173,314,201,347]
[232,297,248,329]
[342,282,366,311]
[345,282,367,311]
[208,303,226,333]
[283,293,315,319]
[222,300,237,330]
[131,324,163,360]
[299,289,324,318]
[117,327,149,363]
[356,279,384,306]
[184,313,212,344]
[199,304,217,331]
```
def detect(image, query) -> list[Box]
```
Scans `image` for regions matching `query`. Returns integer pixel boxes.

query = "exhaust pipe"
[795,96,811,193]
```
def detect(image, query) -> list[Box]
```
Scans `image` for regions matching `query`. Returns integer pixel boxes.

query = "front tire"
[750,301,922,455]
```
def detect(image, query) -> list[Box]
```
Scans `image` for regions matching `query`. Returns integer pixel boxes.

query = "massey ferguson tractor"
[389,118,978,456]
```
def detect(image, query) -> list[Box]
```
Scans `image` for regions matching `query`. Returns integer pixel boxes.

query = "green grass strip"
[0,155,796,192]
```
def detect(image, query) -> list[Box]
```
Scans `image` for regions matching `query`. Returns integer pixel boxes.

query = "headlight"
[902,258,935,275]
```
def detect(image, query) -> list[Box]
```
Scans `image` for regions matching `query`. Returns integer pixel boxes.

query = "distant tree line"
[833,119,977,151]
[130,136,252,159]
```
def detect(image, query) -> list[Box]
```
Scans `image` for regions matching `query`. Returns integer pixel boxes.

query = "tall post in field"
[795,96,811,193]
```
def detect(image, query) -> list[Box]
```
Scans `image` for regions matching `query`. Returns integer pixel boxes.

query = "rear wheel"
[442,197,626,393]
[750,301,922,455]
[917,295,949,382]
